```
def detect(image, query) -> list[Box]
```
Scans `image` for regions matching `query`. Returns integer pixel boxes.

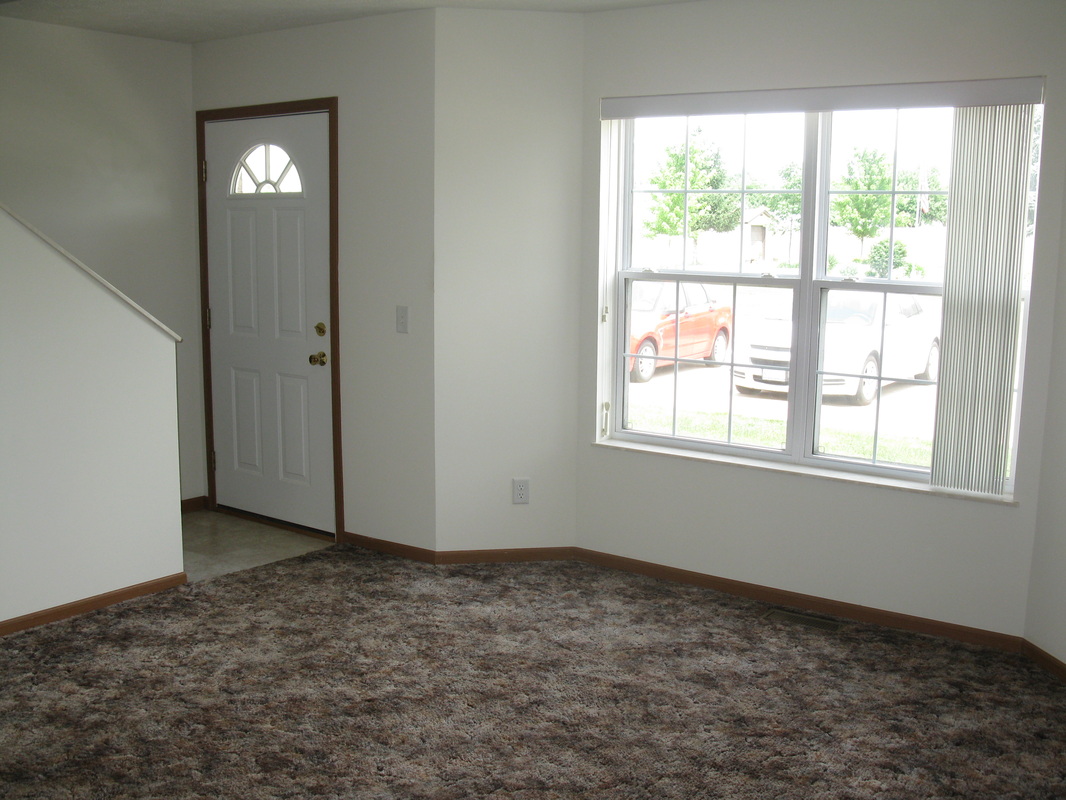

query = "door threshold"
[213,505,336,542]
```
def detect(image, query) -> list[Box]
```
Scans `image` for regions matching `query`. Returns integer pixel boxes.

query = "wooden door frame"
[196,97,343,537]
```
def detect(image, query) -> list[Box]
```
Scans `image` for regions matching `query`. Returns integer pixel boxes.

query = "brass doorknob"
[309,351,328,366]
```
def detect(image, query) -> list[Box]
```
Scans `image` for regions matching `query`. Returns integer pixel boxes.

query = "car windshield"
[756,290,793,322]
[632,282,670,313]
[827,293,878,325]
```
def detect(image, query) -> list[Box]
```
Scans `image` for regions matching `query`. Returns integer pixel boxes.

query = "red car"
[629,282,733,382]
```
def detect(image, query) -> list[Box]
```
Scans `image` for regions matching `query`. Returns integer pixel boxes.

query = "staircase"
[0,204,186,632]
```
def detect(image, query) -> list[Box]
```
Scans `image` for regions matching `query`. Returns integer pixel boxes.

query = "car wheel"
[706,329,729,367]
[631,340,657,383]
[736,385,761,396]
[851,354,879,406]
[920,340,940,381]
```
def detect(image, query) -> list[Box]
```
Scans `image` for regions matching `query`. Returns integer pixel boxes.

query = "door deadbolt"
[314,322,327,337]
[309,351,328,366]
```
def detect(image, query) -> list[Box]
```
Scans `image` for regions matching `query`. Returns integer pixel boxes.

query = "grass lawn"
[628,408,932,468]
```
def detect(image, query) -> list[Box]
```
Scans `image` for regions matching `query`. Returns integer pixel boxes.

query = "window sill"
[592,437,1018,506]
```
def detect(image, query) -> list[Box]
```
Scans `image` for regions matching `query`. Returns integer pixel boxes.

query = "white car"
[732,291,940,405]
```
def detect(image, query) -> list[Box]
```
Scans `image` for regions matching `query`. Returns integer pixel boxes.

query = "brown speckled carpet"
[2,545,1065,799]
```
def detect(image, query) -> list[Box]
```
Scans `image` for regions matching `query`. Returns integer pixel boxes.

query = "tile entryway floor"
[182,510,334,583]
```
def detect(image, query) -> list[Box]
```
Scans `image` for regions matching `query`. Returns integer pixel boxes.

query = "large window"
[598,80,1043,498]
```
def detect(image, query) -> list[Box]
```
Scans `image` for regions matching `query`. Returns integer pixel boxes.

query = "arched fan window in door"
[231,143,303,195]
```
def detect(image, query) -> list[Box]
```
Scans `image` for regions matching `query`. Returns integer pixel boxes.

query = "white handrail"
[0,202,182,343]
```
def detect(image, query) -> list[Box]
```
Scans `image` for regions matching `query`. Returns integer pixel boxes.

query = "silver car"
[732,291,941,405]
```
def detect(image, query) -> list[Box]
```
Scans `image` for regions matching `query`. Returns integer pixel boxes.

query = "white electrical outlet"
[512,478,530,504]
[396,305,409,334]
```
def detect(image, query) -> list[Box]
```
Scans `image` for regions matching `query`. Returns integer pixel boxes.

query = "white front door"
[204,112,334,533]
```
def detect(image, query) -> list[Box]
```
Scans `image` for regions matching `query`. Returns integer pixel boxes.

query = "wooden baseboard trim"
[181,496,208,514]
[341,533,579,566]
[215,506,334,542]
[0,573,188,637]
[575,548,1025,653]
[5,533,1062,681]
[341,533,1059,678]
[435,546,579,565]
[339,530,439,564]
[342,534,1030,657]
[1022,640,1066,682]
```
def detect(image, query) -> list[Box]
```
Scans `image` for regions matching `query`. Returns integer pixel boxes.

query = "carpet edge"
[0,572,188,636]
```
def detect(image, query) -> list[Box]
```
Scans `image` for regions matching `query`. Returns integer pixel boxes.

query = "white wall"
[0,209,183,621]
[193,9,585,552]
[432,9,584,551]
[0,18,204,500]
[578,0,1066,640]
[1031,421,1066,660]
[193,13,439,549]
[4,0,1066,663]
[1029,80,1066,658]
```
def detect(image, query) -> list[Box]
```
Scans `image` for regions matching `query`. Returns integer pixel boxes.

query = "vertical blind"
[931,104,1037,496]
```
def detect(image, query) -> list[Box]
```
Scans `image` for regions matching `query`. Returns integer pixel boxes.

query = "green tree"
[760,163,803,223]
[864,238,926,279]
[831,148,893,256]
[752,163,804,266]
[895,168,948,227]
[643,148,687,239]
[644,141,741,245]
[866,238,909,279]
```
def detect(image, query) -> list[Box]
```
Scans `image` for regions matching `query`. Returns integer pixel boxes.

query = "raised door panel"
[227,209,259,335]
[231,368,262,474]
[277,373,311,484]
[274,209,306,339]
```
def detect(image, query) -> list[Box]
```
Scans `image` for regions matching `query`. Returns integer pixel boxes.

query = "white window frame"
[596,79,1044,498]
[230,142,305,196]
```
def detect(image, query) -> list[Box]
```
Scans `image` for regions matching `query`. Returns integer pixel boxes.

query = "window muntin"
[624,275,794,453]
[604,92,1041,493]
[813,289,942,468]
[231,143,303,195]
[630,113,806,276]
[826,108,952,282]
